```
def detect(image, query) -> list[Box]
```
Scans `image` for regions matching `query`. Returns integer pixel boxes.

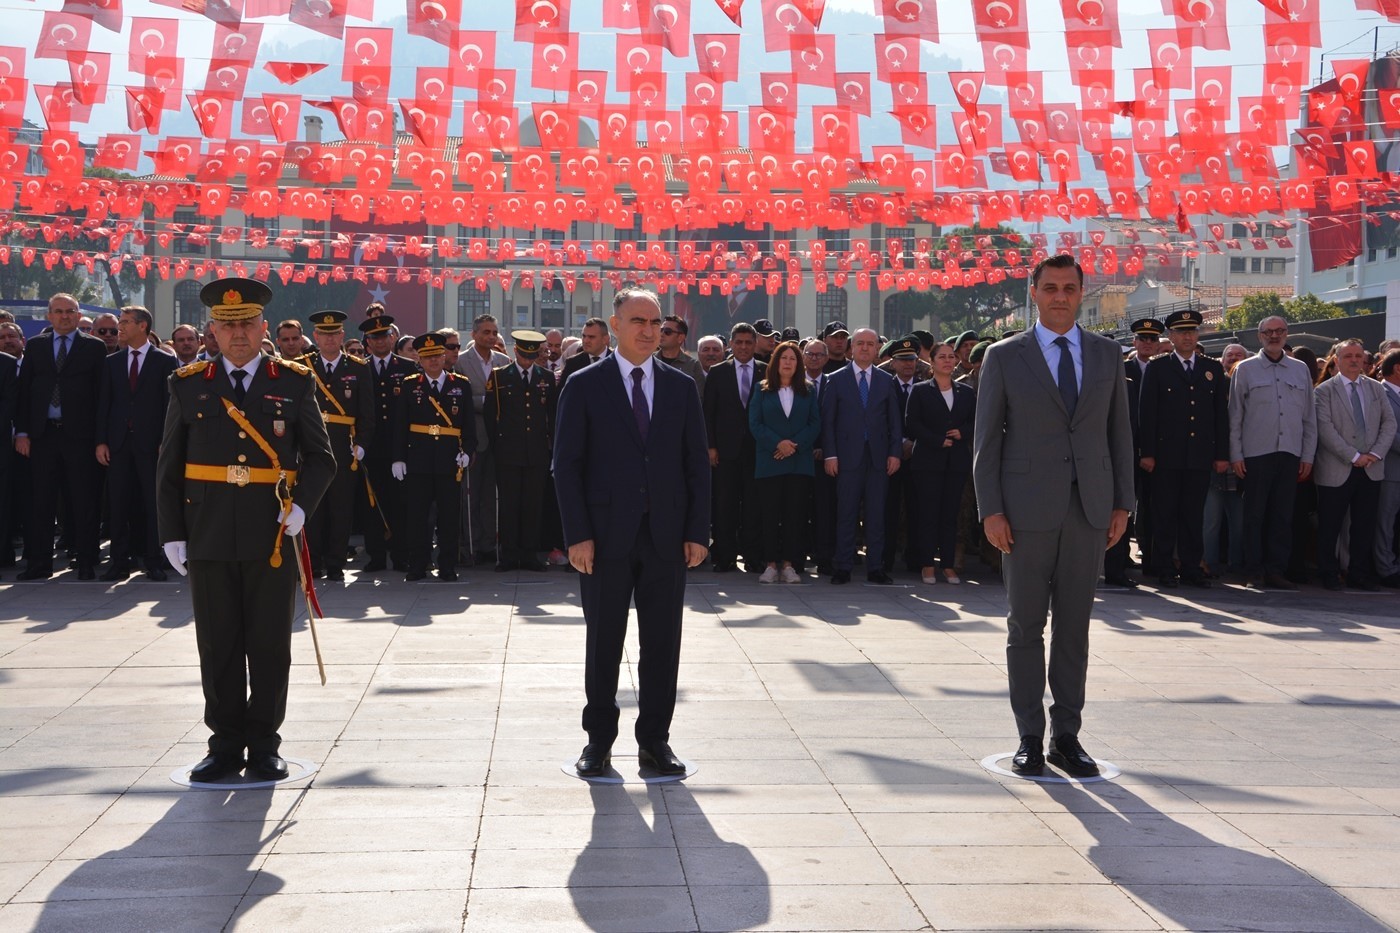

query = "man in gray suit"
[973,255,1135,778]
[456,313,512,564]
[1313,339,1397,590]
[1375,350,1400,587]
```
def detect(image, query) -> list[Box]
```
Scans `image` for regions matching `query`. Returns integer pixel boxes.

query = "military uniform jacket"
[303,352,376,463]
[155,354,337,562]
[364,352,417,459]
[484,363,556,468]
[392,371,477,475]
[1137,352,1229,469]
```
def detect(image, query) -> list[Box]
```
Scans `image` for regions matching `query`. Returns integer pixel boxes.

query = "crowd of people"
[1,291,1398,595]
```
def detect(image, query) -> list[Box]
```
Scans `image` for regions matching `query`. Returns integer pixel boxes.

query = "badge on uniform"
[1204,371,1214,381]
[451,405,458,415]
[393,386,401,395]
[273,419,286,437]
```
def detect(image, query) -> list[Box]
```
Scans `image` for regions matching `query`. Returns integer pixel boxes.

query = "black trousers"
[1316,470,1382,582]
[362,454,406,566]
[405,471,460,574]
[580,521,687,747]
[25,425,100,572]
[496,462,547,563]
[189,557,297,756]
[307,454,356,573]
[106,440,163,570]
[915,469,966,568]
[883,462,919,572]
[1104,464,1151,578]
[811,461,836,566]
[1241,452,1300,575]
[1150,467,1211,580]
[758,474,812,565]
[711,455,759,565]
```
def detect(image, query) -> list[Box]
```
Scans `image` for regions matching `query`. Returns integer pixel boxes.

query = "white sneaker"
[781,567,801,584]
[759,566,779,584]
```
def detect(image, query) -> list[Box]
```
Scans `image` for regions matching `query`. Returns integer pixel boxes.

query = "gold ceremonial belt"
[322,413,356,426]
[409,424,460,438]
[184,464,299,487]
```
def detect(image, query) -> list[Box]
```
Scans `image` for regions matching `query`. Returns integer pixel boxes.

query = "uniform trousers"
[882,463,919,572]
[580,522,687,747]
[810,462,836,568]
[105,439,162,570]
[406,471,459,574]
[1002,491,1102,741]
[362,454,406,567]
[915,469,967,569]
[189,557,296,756]
[1241,452,1300,576]
[1150,467,1212,580]
[496,464,547,564]
[834,448,889,571]
[1316,470,1381,582]
[1376,479,1400,579]
[308,452,356,574]
[25,424,100,572]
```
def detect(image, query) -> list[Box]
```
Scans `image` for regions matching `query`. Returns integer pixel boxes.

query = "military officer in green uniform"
[484,330,557,572]
[301,310,375,581]
[156,278,336,783]
[392,333,476,582]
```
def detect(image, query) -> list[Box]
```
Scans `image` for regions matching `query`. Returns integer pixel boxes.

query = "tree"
[882,225,1026,339]
[1221,292,1285,331]
[1285,293,1346,322]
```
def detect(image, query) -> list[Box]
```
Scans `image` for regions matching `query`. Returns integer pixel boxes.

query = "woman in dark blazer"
[906,343,977,584]
[748,341,822,583]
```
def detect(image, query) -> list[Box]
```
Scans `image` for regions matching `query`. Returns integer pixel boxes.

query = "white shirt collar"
[322,352,341,369]
[222,355,259,378]
[1034,320,1080,350]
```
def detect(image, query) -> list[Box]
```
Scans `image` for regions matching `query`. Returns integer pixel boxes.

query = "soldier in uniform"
[1104,317,1164,587]
[301,311,375,581]
[1137,310,1229,588]
[485,330,556,572]
[156,278,336,783]
[358,315,416,572]
[392,334,475,582]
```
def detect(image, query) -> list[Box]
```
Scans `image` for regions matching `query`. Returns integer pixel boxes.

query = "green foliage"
[882,225,1025,339]
[1285,293,1345,322]
[1222,292,1347,331]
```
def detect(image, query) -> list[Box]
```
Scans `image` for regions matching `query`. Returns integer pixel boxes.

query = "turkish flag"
[748,107,794,155]
[126,86,162,133]
[408,0,460,45]
[790,34,835,87]
[36,12,93,61]
[760,72,798,113]
[876,34,920,83]
[570,70,607,119]
[66,51,110,106]
[1169,0,1229,51]
[971,0,1027,46]
[812,106,858,158]
[448,31,495,88]
[894,105,937,149]
[516,0,570,41]
[695,34,741,83]
[833,72,872,117]
[880,0,938,40]
[343,27,392,103]
[1193,65,1231,118]
[1002,144,1041,181]
[94,134,141,171]
[264,61,327,85]
[616,34,663,94]
[641,0,691,56]
[1060,0,1120,45]
[1147,28,1192,89]
[530,31,578,93]
[937,149,986,189]
[684,73,723,111]
[289,0,349,39]
[981,40,1027,84]
[602,0,642,27]
[760,0,815,52]
[188,92,235,138]
[949,72,983,114]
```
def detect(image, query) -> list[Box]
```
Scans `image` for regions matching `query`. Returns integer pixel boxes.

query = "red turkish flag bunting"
[450,31,496,88]
[642,0,692,57]
[408,0,460,45]
[834,72,872,117]
[760,71,798,113]
[790,35,835,87]
[972,0,1027,46]
[712,0,744,26]
[289,0,349,39]
[880,0,938,40]
[875,34,920,83]
[516,0,570,41]
[66,51,110,106]
[264,62,327,85]
[1170,0,1230,51]
[1060,0,1120,45]
[602,0,642,27]
[530,32,578,93]
[696,34,740,82]
[36,13,94,61]
[188,92,235,138]
[1146,28,1193,89]
[760,0,816,53]
[129,17,180,77]
[950,72,984,114]
[243,95,301,142]
[343,27,392,103]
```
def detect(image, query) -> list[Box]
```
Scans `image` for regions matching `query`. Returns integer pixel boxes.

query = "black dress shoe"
[1048,735,1100,777]
[77,565,96,581]
[1011,736,1044,776]
[323,569,343,582]
[815,563,833,576]
[99,564,131,582]
[866,570,894,584]
[830,569,851,584]
[437,570,458,582]
[405,570,427,582]
[146,567,168,582]
[711,561,735,573]
[1157,575,1178,589]
[189,753,245,782]
[1103,574,1138,589]
[16,568,52,582]
[638,743,686,775]
[575,743,612,777]
[246,752,289,780]
[521,559,547,572]
[475,550,497,564]
[1182,575,1212,589]
[1264,572,1298,590]
[362,559,386,572]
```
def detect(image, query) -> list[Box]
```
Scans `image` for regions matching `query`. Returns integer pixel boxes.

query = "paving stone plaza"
[2,569,1398,932]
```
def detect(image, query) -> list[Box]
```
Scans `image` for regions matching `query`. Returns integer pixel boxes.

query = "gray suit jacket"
[1385,384,1400,481]
[1313,375,1397,487]
[973,326,1135,531]
[456,347,512,453]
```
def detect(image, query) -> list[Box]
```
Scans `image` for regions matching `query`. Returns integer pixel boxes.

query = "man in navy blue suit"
[820,327,904,584]
[553,286,711,778]
[97,306,179,581]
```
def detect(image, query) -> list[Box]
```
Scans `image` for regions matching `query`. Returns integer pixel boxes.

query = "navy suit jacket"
[906,380,977,474]
[819,363,903,466]
[97,345,178,455]
[15,330,107,443]
[553,354,710,561]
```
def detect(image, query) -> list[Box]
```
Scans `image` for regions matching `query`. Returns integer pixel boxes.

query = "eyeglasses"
[803,351,827,358]
[96,328,118,336]
[1259,328,1288,337]
[659,327,679,336]
[444,344,460,350]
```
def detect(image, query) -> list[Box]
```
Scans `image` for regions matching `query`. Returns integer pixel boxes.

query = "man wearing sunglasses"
[654,314,705,398]
[92,312,121,354]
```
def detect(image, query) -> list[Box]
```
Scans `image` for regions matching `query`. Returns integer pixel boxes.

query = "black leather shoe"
[99,564,131,582]
[711,561,735,573]
[146,567,168,582]
[521,559,547,572]
[638,743,686,775]
[246,752,289,780]
[16,568,52,582]
[76,564,96,581]
[866,570,894,584]
[405,570,427,582]
[475,550,497,564]
[323,569,343,582]
[1011,736,1044,776]
[575,743,612,777]
[190,753,245,783]
[1104,574,1138,589]
[831,570,851,584]
[362,559,386,572]
[437,570,458,582]
[1182,575,1212,589]
[1263,572,1298,590]
[1048,735,1100,777]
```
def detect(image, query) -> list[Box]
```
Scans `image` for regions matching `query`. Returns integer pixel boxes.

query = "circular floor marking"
[980,752,1122,784]
[560,757,698,784]
[170,756,319,789]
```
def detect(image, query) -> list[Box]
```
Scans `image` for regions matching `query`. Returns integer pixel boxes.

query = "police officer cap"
[822,321,849,338]
[969,340,993,364]
[310,310,347,332]
[1165,309,1203,331]
[413,333,447,357]
[780,326,800,342]
[891,337,920,360]
[1130,317,1165,338]
[359,315,395,336]
[201,277,272,322]
[512,329,546,356]
[753,319,778,337]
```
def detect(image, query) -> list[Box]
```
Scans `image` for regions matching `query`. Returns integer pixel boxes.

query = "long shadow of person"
[1051,779,1389,932]
[29,785,288,931]
[568,780,770,932]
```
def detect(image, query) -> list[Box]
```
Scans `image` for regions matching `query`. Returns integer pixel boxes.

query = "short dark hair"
[472,313,497,331]
[730,322,756,340]
[119,305,153,332]
[1031,253,1084,287]
[582,316,610,334]
[1380,349,1400,379]
[663,314,688,336]
[277,319,302,334]
[365,302,387,317]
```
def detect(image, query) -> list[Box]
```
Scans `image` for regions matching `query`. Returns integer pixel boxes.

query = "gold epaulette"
[279,357,313,376]
[404,373,422,381]
[175,360,210,378]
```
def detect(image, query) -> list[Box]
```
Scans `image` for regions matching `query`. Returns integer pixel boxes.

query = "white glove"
[280,503,306,537]
[163,541,188,577]
[353,445,365,461]
[455,451,470,469]
[392,461,407,481]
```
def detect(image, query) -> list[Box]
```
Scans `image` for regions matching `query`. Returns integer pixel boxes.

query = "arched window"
[175,280,204,326]
[816,286,848,333]
[539,281,566,329]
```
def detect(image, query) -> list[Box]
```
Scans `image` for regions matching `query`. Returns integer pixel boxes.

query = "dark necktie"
[1184,357,1192,375]
[1350,381,1367,450]
[899,381,910,411]
[129,349,140,393]
[739,363,751,407]
[231,368,247,405]
[1054,336,1078,417]
[858,369,869,408]
[631,367,649,442]
[51,334,68,410]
